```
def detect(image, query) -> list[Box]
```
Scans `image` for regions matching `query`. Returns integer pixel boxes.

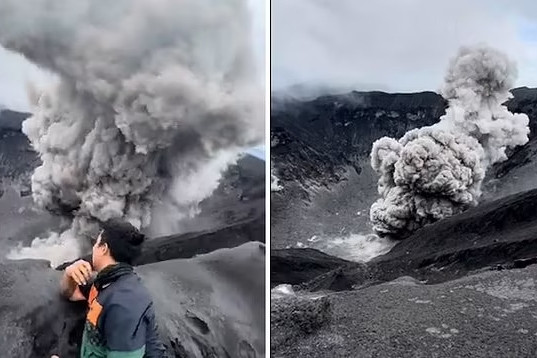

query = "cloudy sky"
[272,0,537,94]
[0,0,265,113]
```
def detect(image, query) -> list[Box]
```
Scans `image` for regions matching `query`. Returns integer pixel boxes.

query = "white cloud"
[272,0,537,93]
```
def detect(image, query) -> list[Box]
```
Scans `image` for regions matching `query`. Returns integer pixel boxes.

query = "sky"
[272,0,537,95]
[0,50,56,111]
[247,145,265,159]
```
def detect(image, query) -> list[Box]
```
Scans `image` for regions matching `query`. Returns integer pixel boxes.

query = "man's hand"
[65,260,93,286]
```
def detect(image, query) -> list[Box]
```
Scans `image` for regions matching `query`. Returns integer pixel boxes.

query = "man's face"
[92,231,107,268]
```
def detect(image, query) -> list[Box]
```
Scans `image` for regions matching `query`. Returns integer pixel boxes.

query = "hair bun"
[131,232,145,246]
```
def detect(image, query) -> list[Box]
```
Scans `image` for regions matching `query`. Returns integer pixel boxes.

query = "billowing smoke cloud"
[370,45,530,238]
[0,0,263,265]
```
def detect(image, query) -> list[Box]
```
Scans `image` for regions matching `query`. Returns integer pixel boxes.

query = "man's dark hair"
[99,219,145,265]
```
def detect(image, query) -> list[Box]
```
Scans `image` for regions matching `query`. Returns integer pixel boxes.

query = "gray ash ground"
[271,88,537,357]
[272,268,537,358]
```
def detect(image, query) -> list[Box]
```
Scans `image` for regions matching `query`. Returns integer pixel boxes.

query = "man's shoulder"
[99,273,153,309]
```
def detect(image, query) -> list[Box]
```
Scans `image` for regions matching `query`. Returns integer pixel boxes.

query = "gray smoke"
[0,0,263,265]
[370,45,530,238]
[270,164,283,192]
[270,135,283,192]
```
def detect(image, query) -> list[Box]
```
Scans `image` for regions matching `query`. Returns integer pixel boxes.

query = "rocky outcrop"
[271,295,331,353]
[271,248,350,288]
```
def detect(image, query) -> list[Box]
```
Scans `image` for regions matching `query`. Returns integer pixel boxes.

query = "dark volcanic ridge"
[271,87,537,186]
[272,187,537,290]
[270,87,537,249]
[0,109,36,192]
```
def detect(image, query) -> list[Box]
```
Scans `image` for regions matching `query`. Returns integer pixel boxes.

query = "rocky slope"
[270,87,537,249]
[271,170,537,358]
[271,174,537,358]
[272,188,537,290]
[0,243,265,357]
[272,265,537,358]
[0,109,37,193]
[271,87,537,189]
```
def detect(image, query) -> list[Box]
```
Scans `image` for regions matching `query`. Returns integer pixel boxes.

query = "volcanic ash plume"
[370,45,530,238]
[0,0,263,265]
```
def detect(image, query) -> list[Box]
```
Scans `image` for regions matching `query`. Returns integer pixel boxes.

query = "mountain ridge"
[270,86,537,248]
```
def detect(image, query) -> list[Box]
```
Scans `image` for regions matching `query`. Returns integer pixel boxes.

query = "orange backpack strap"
[86,285,103,327]
[88,285,98,303]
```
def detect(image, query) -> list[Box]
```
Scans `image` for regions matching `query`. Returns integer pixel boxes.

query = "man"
[57,219,165,358]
